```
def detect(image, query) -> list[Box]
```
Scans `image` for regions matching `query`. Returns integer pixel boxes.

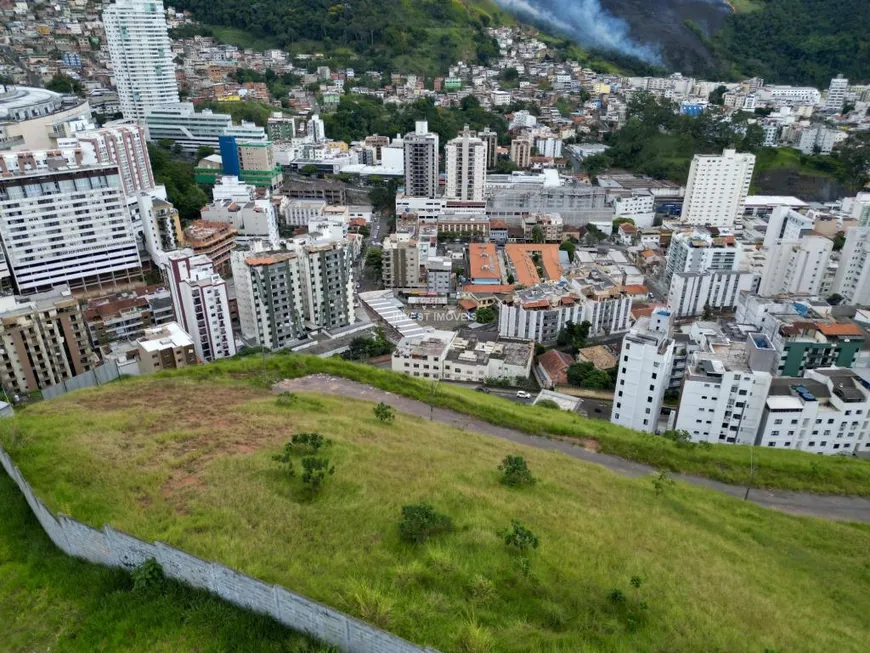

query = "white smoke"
[494,0,663,64]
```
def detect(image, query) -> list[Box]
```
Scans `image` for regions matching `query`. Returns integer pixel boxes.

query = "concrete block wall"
[0,446,438,653]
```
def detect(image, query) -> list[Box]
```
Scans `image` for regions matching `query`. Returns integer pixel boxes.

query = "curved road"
[274,375,870,523]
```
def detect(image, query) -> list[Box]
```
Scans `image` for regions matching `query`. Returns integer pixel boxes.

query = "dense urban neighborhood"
[1,2,870,653]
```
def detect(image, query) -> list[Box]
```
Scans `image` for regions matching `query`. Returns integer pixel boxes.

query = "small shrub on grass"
[498,454,536,487]
[301,457,335,492]
[398,503,453,543]
[131,558,165,593]
[503,520,539,553]
[291,432,330,454]
[606,576,650,632]
[652,470,675,496]
[275,392,296,406]
[373,402,395,423]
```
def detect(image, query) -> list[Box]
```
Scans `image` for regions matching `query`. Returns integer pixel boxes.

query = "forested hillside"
[714,0,870,86]
[171,0,509,75]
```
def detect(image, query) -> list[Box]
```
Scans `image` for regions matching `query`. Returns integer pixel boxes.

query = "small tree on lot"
[301,456,335,492]
[474,306,496,323]
[504,521,538,552]
[374,402,395,423]
[399,503,453,543]
[499,455,536,487]
[290,432,330,454]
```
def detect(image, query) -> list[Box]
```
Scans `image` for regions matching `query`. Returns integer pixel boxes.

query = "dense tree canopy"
[716,0,870,87]
[601,92,763,184]
[173,0,505,75]
[323,95,509,148]
[147,144,209,221]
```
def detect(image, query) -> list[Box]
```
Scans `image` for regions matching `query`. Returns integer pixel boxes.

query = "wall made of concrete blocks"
[0,445,439,653]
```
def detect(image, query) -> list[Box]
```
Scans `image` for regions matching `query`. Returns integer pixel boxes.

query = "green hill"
[171,0,512,76]
[714,0,870,87]
[1,358,869,652]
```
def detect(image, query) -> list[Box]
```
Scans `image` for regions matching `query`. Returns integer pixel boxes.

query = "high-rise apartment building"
[831,227,870,306]
[164,249,236,362]
[674,333,776,445]
[664,228,741,284]
[445,126,486,201]
[610,308,675,434]
[824,74,849,112]
[381,235,423,288]
[509,137,532,169]
[403,121,439,199]
[233,239,355,348]
[74,124,155,195]
[759,236,832,296]
[0,285,97,395]
[0,148,142,294]
[479,127,498,170]
[680,149,755,227]
[307,115,326,143]
[103,0,180,122]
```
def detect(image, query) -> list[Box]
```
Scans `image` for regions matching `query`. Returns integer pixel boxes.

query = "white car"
[516,391,531,399]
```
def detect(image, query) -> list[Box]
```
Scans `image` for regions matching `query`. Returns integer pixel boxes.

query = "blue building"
[219,135,240,177]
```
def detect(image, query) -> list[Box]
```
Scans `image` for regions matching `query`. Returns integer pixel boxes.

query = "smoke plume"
[493,0,663,64]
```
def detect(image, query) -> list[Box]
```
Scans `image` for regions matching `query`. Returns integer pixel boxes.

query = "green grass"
[727,0,761,13]
[2,373,870,652]
[754,147,844,177]
[0,472,324,653]
[207,354,870,495]
[205,25,280,52]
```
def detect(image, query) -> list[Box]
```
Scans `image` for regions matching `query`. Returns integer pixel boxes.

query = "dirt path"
[274,375,870,523]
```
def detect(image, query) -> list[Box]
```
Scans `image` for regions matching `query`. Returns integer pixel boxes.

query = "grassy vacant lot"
[205,25,280,52]
[2,373,869,652]
[0,472,323,653]
[217,354,870,495]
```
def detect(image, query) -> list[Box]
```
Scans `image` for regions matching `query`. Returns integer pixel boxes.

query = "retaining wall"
[0,445,438,653]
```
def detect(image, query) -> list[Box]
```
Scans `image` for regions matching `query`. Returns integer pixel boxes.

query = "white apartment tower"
[445,126,486,202]
[680,149,755,227]
[830,227,870,306]
[759,237,833,296]
[74,124,155,195]
[164,250,236,362]
[824,75,848,112]
[674,334,776,445]
[0,148,142,294]
[103,0,180,122]
[307,115,326,143]
[403,121,439,199]
[610,308,675,434]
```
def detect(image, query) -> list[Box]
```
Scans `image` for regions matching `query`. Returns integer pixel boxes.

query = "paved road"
[274,374,870,523]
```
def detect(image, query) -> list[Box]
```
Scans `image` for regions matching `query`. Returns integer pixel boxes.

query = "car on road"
[474,386,490,393]
[516,390,531,399]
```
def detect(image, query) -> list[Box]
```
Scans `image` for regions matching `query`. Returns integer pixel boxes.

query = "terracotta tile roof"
[632,305,655,319]
[468,243,501,281]
[461,284,516,294]
[621,284,649,296]
[536,349,575,386]
[817,322,864,337]
[504,244,562,286]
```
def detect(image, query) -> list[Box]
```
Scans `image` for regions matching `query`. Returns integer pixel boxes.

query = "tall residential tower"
[403,121,439,199]
[103,0,179,121]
